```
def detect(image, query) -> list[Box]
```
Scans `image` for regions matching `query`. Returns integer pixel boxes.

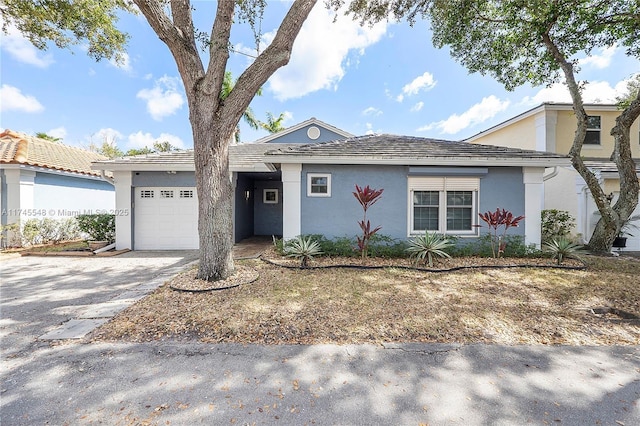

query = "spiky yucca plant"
[406,231,453,267]
[543,237,585,265]
[284,236,323,267]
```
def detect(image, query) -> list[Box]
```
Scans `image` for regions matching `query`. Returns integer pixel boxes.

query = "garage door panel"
[134,187,199,250]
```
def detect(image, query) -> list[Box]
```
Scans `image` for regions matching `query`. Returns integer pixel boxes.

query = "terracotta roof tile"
[0,130,108,177]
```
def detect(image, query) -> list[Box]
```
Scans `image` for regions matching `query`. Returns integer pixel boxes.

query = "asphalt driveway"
[0,251,198,357]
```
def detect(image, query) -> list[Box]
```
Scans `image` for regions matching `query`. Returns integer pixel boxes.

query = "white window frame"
[307,173,331,197]
[263,188,278,204]
[408,177,479,236]
[585,115,601,145]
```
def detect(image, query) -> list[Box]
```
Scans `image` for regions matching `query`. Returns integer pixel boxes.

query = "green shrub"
[541,209,575,243]
[284,235,323,267]
[543,237,585,265]
[0,222,22,248]
[406,231,453,267]
[19,218,81,246]
[449,234,538,258]
[76,214,115,242]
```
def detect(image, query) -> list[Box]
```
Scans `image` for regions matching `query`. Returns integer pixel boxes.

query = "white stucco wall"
[32,171,115,218]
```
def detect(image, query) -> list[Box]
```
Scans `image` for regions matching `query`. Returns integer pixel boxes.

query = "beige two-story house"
[465,102,640,250]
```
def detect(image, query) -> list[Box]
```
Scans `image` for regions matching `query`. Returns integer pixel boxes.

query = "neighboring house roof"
[585,159,640,178]
[463,102,621,143]
[250,117,354,144]
[264,134,570,167]
[0,129,108,177]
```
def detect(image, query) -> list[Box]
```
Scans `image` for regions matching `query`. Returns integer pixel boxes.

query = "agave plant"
[284,236,323,267]
[543,237,585,265]
[406,231,453,267]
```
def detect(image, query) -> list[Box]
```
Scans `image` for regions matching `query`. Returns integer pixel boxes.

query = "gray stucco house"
[92,118,569,250]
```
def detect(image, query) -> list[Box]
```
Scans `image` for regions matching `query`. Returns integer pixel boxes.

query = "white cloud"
[402,72,437,97]
[47,127,67,140]
[521,78,631,106]
[580,45,617,69]
[92,128,124,143]
[109,52,132,72]
[418,95,510,135]
[1,26,54,68]
[362,106,382,117]
[127,131,185,150]
[267,5,388,100]
[136,76,185,121]
[410,101,424,112]
[0,84,44,113]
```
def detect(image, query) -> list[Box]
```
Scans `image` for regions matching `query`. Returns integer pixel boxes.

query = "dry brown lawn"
[90,254,640,346]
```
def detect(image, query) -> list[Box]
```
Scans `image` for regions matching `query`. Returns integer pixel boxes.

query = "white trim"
[263,188,278,204]
[282,163,302,240]
[1,163,107,181]
[407,177,480,237]
[113,171,133,250]
[307,173,331,197]
[523,167,545,248]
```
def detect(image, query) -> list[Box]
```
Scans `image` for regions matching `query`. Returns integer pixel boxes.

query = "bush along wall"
[75,214,115,242]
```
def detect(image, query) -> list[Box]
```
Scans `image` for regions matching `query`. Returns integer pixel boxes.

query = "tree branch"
[540,31,614,223]
[219,0,318,139]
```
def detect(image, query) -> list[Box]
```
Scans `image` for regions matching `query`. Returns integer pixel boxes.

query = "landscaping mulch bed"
[89,253,640,346]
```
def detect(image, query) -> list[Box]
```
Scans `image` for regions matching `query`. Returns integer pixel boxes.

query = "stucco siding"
[478,167,526,237]
[33,172,114,216]
[300,165,527,241]
[543,167,581,223]
[300,165,408,240]
[470,116,537,150]
[253,180,283,236]
[266,124,346,144]
[555,109,640,158]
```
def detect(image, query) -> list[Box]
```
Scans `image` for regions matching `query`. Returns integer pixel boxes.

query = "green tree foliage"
[617,74,640,109]
[1,0,134,63]
[35,132,61,142]
[259,112,287,133]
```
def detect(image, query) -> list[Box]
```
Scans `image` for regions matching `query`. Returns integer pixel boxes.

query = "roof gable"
[250,117,353,144]
[0,130,109,177]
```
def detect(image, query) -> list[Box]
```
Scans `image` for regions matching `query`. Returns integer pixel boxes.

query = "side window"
[585,115,601,145]
[263,189,278,204]
[307,173,331,197]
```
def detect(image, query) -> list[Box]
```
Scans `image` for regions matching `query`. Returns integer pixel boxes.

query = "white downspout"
[543,166,558,181]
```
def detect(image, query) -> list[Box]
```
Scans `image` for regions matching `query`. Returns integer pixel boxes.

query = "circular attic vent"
[307,126,321,140]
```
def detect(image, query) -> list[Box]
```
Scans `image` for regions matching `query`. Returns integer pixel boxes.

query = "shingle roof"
[0,129,109,177]
[264,134,569,162]
[91,143,303,171]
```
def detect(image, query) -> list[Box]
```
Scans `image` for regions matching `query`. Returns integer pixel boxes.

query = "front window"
[585,115,601,145]
[307,173,331,197]
[413,191,439,231]
[409,177,479,235]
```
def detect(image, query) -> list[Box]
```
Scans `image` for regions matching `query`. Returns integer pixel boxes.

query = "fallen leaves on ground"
[89,254,640,346]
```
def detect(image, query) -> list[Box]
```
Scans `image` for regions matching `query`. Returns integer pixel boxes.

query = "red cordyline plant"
[353,184,384,259]
[477,208,525,258]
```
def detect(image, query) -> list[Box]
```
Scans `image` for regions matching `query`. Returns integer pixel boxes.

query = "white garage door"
[134,187,199,250]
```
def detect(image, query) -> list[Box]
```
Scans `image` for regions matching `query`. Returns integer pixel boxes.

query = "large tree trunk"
[134,0,318,280]
[541,32,640,252]
[589,94,640,251]
[191,96,236,280]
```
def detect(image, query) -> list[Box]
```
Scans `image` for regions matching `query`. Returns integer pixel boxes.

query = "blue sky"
[2,2,639,151]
